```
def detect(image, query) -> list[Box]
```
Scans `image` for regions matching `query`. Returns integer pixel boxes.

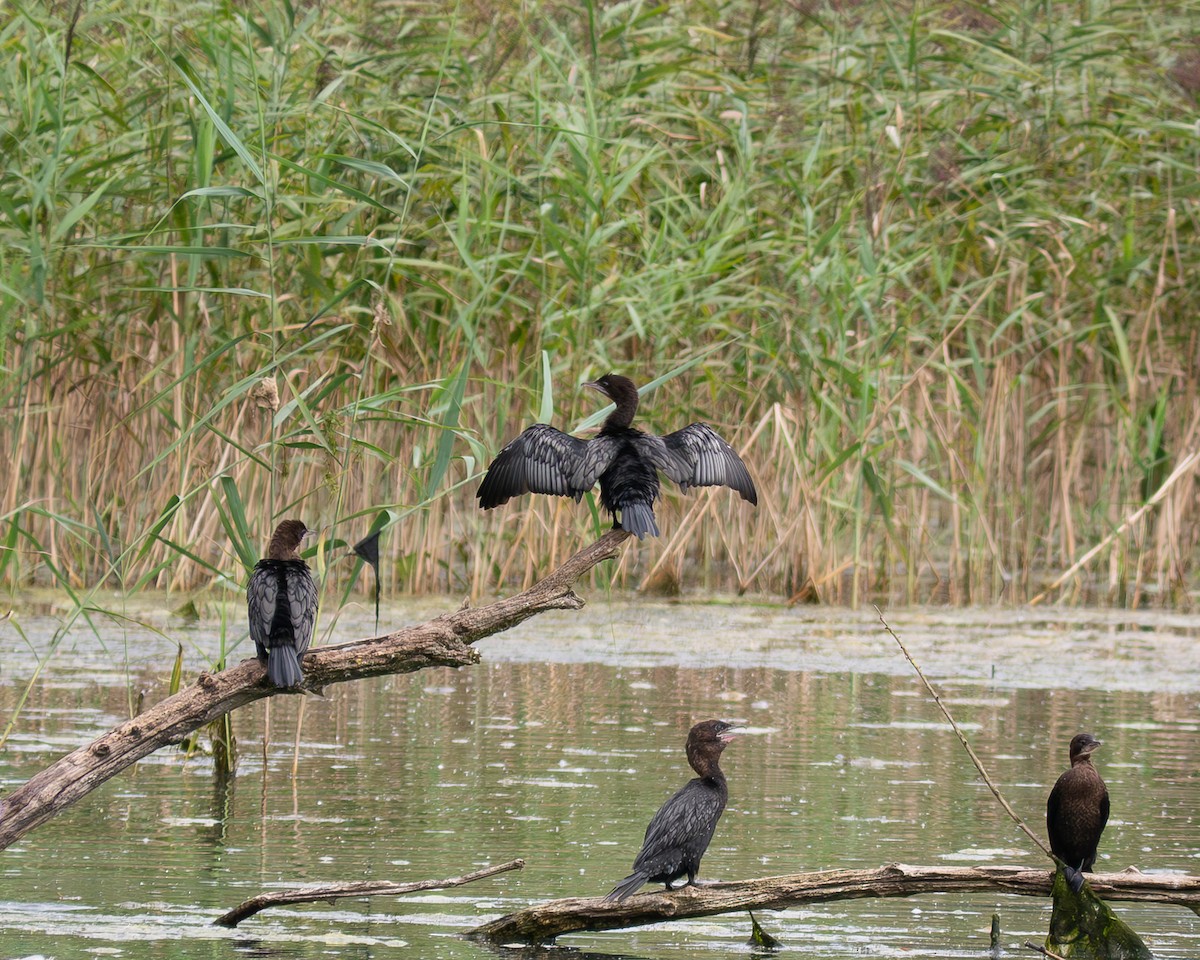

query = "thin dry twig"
[1024,940,1067,959]
[875,606,1052,858]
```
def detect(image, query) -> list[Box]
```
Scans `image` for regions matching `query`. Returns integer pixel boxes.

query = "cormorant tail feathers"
[267,646,304,688]
[619,502,659,539]
[603,871,649,903]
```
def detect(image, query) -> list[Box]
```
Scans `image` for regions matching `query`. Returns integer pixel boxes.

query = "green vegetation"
[3,0,1199,607]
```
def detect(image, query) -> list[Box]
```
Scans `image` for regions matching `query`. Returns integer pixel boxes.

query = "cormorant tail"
[267,646,304,688]
[619,502,659,539]
[603,871,649,903]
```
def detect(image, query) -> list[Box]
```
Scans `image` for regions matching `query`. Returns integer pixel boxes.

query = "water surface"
[1,600,1197,958]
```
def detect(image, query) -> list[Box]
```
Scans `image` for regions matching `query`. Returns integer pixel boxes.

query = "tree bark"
[0,530,629,851]
[214,858,524,927]
[468,864,1200,944]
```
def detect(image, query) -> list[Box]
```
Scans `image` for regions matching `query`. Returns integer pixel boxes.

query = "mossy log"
[1047,866,1154,959]
[0,530,629,851]
[468,864,1200,944]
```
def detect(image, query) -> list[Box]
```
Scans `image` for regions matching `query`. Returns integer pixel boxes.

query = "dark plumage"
[1046,732,1109,892]
[604,719,736,902]
[247,519,319,689]
[476,373,757,539]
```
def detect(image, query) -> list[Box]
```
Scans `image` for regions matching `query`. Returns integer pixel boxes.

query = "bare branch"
[215,858,524,927]
[0,530,629,851]
[469,865,1200,944]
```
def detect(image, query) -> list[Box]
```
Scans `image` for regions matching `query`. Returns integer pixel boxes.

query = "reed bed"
[3,0,1200,609]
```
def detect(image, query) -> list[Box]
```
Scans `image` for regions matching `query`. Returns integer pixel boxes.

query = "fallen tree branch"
[214,857,525,927]
[0,530,629,851]
[468,864,1200,944]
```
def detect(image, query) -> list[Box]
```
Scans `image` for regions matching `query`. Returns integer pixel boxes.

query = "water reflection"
[0,603,1197,958]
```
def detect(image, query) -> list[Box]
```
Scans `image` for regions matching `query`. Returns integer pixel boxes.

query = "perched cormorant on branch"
[247,519,319,688]
[1047,732,1110,892]
[477,373,757,539]
[604,719,737,902]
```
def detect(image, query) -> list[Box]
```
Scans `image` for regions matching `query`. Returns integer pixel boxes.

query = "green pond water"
[1,600,1198,958]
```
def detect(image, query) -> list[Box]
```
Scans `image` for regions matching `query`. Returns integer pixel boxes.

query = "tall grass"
[2,0,1200,611]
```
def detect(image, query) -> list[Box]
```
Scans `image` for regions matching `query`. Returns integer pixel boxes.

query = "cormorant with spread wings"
[477,373,757,539]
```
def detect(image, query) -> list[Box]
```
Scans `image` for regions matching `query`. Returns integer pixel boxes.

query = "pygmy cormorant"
[476,373,757,539]
[604,719,736,902]
[1046,732,1109,892]
[247,519,319,689]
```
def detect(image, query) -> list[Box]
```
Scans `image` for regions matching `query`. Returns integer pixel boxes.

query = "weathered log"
[468,864,1200,944]
[0,530,629,851]
[214,858,524,927]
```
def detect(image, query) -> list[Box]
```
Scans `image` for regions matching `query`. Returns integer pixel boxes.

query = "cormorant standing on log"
[1046,732,1109,892]
[604,720,736,902]
[476,373,757,539]
[247,519,318,689]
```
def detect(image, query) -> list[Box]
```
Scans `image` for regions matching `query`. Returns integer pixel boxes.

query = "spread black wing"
[636,423,757,504]
[477,424,614,507]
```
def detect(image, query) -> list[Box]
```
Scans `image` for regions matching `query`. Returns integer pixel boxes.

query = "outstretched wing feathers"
[477,424,593,508]
[478,420,757,517]
[645,423,757,504]
[569,435,620,491]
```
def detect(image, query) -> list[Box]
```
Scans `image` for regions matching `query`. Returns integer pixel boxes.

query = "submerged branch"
[0,530,629,852]
[214,858,524,927]
[468,865,1200,944]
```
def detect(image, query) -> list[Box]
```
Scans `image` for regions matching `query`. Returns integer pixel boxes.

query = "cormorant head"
[1067,732,1102,762]
[268,519,314,560]
[584,373,639,405]
[686,719,737,770]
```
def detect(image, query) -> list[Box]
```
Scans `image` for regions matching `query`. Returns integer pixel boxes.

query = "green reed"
[2,0,1199,619]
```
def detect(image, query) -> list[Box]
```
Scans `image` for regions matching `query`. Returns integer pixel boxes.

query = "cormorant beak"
[582,380,608,398]
[718,724,740,743]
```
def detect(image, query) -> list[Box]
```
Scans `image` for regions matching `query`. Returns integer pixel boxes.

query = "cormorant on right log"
[247,519,319,689]
[604,719,737,902]
[1046,732,1109,892]
[476,373,757,539]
